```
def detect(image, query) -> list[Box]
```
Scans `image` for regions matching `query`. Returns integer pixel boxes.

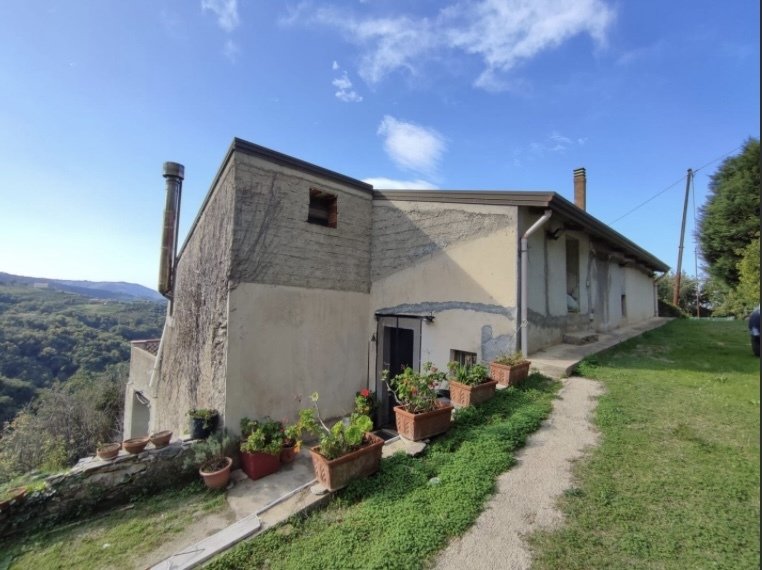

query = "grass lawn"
[0,482,227,569]
[531,319,760,569]
[207,375,559,570]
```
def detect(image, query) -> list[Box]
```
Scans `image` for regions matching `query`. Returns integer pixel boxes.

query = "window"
[566,237,580,313]
[621,294,627,317]
[450,349,477,365]
[307,188,337,228]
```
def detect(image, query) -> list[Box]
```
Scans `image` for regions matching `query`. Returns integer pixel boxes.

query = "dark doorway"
[380,326,414,427]
[376,317,420,428]
[384,327,415,376]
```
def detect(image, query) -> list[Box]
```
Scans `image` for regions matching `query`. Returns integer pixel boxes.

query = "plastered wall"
[226,283,370,432]
[370,200,519,375]
[123,346,156,438]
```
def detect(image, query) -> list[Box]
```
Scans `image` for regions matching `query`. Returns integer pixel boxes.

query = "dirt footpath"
[435,376,604,570]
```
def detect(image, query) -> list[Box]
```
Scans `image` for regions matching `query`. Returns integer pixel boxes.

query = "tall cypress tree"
[697,138,760,287]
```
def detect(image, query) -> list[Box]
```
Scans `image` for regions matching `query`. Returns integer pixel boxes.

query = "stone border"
[0,440,197,539]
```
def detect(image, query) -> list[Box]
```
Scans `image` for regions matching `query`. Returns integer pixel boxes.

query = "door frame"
[375,315,422,428]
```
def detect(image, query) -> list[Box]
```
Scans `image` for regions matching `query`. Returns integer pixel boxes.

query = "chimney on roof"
[573,167,586,211]
[158,162,184,299]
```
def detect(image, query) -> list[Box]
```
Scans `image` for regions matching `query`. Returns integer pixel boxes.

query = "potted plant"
[149,430,173,448]
[383,362,453,441]
[280,409,320,464]
[489,352,531,386]
[304,392,383,492]
[184,432,236,490]
[447,361,498,407]
[122,436,149,454]
[354,388,378,428]
[239,417,284,480]
[189,408,219,439]
[96,442,121,460]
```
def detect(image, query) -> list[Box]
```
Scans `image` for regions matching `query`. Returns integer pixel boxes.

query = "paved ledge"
[530,317,672,378]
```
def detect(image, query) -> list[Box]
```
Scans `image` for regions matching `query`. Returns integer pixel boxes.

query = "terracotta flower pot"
[123,437,149,454]
[394,401,453,441]
[200,456,232,490]
[97,442,121,460]
[489,360,531,387]
[149,430,173,448]
[309,433,384,491]
[241,450,281,480]
[280,444,299,464]
[449,379,498,407]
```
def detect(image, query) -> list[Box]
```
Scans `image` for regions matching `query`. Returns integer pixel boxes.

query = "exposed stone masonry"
[372,201,514,281]
[0,441,196,539]
[232,156,372,293]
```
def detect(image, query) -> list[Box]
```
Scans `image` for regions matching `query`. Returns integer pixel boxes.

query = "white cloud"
[332,72,363,102]
[223,39,240,62]
[377,116,446,176]
[332,60,340,70]
[362,177,439,190]
[201,0,240,32]
[616,40,666,66]
[295,0,615,90]
[531,131,585,153]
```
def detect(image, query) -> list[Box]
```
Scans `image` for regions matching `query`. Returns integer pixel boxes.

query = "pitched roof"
[132,339,160,355]
[176,138,668,273]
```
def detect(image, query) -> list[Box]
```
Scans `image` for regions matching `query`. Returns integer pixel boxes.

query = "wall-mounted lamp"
[424,313,435,323]
[546,227,564,240]
[134,390,151,407]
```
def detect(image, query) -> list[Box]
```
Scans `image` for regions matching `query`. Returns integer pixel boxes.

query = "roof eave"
[372,189,669,273]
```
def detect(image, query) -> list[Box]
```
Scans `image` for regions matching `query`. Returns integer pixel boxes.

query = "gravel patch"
[434,376,604,570]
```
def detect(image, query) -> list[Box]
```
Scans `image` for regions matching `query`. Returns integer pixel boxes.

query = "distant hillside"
[0,272,164,302]
[0,282,165,424]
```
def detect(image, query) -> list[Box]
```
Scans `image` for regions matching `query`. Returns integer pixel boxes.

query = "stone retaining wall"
[0,440,197,539]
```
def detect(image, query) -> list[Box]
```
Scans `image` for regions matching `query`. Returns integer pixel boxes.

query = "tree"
[697,138,760,287]
[0,363,128,483]
[657,272,711,316]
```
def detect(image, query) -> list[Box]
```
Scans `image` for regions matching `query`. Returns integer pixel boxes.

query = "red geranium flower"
[360,388,371,398]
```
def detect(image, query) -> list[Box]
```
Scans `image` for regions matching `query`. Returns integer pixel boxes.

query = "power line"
[693,144,744,174]
[608,144,744,225]
[609,174,686,224]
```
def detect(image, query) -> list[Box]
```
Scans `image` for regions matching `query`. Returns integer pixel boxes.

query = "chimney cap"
[573,167,586,176]
[163,162,185,180]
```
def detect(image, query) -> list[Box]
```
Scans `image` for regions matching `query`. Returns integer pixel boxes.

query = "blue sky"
[0,0,758,289]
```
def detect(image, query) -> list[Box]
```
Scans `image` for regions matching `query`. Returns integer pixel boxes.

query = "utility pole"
[673,168,693,306]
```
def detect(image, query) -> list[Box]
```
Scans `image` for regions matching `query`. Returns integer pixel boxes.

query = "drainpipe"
[520,210,553,358]
[653,271,668,317]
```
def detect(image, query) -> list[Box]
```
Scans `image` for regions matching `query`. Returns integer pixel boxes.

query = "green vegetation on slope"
[531,320,760,570]
[207,375,559,570]
[0,283,165,423]
[1,481,227,570]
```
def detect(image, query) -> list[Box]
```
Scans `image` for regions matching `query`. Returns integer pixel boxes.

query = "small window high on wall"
[566,237,580,313]
[307,188,337,228]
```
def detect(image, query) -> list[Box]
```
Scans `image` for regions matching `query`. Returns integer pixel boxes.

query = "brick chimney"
[573,167,586,211]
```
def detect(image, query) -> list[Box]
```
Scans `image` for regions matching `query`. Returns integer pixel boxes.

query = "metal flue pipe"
[158,162,184,299]
[520,210,553,358]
